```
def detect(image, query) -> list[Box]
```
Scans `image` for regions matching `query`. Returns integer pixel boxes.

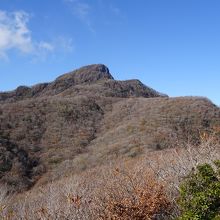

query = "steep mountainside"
[0,64,220,191]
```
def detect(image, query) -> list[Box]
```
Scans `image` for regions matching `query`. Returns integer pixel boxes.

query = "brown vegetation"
[0,64,220,219]
[0,134,219,219]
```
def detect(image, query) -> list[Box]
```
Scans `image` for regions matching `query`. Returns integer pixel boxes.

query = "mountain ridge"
[0,64,166,103]
[0,64,219,192]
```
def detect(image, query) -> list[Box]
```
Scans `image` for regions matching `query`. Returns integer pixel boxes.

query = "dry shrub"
[146,133,220,217]
[93,165,172,220]
[0,161,172,220]
[0,184,13,220]
[1,133,219,219]
[148,133,220,187]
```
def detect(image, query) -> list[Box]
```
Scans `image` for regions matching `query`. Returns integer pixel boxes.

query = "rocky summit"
[0,64,220,192]
[0,64,164,103]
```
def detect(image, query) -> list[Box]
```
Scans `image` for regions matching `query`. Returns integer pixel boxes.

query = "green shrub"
[178,160,220,220]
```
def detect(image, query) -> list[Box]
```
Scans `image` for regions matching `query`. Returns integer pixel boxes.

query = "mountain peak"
[56,64,114,83]
[0,64,165,102]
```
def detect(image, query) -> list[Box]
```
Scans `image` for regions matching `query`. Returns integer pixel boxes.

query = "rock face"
[55,64,114,83]
[0,64,220,192]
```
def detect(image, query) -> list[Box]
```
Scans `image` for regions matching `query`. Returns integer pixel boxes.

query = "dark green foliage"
[178,161,220,219]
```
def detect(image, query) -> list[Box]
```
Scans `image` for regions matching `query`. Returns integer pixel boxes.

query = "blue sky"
[0,0,220,105]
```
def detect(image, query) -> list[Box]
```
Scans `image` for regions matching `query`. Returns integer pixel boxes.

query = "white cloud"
[0,10,33,59]
[0,10,74,61]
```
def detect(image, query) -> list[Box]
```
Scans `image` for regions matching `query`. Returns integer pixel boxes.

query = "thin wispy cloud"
[0,10,73,61]
[31,37,74,63]
[64,0,124,33]
[64,0,95,33]
[110,5,121,16]
[38,41,54,51]
[55,36,74,52]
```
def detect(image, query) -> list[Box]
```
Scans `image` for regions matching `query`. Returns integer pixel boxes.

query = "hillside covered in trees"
[1,64,220,219]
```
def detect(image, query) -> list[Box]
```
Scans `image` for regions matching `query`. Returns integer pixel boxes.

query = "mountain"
[0,64,164,103]
[0,64,220,192]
